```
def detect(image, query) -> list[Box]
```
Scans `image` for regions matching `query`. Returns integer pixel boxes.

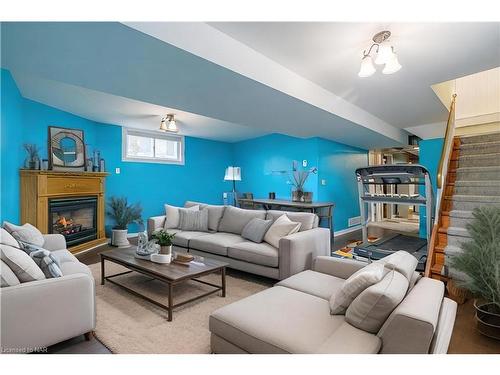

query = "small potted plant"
[23,143,41,170]
[106,196,143,248]
[450,206,500,340]
[151,229,176,263]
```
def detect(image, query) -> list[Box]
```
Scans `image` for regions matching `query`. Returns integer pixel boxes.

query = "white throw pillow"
[0,244,46,283]
[1,228,21,248]
[164,204,199,229]
[329,262,386,315]
[3,222,44,247]
[263,214,301,248]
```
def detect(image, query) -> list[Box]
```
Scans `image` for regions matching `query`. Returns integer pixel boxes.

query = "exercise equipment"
[354,164,434,271]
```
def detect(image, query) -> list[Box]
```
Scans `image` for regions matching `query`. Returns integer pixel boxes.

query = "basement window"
[122,128,184,165]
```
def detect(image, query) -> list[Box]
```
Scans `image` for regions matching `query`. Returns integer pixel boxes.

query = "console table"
[238,198,335,240]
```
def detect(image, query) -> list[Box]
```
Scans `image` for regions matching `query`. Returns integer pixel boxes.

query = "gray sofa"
[1,232,95,352]
[147,202,331,280]
[209,254,457,354]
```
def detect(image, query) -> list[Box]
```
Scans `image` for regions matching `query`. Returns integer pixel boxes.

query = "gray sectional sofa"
[1,231,95,352]
[147,201,331,280]
[209,253,457,354]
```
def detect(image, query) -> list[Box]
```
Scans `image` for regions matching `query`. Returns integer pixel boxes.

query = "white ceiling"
[12,72,268,143]
[209,22,500,130]
[2,22,498,147]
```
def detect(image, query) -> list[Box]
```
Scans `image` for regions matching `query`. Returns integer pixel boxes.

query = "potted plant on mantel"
[106,196,143,248]
[450,206,500,340]
[23,143,41,170]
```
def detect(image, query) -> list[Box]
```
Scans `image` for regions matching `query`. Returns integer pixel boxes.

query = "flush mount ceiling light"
[358,31,402,78]
[159,114,178,133]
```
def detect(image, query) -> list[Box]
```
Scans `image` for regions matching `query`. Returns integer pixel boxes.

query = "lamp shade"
[374,42,393,65]
[224,166,241,181]
[358,55,376,78]
[382,53,402,74]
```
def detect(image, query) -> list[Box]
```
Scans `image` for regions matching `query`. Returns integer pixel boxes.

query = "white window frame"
[122,127,185,165]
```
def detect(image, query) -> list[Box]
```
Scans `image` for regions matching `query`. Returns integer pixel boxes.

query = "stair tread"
[459,152,500,159]
[460,140,500,149]
[450,194,500,202]
[447,227,470,237]
[455,180,500,186]
[448,210,474,218]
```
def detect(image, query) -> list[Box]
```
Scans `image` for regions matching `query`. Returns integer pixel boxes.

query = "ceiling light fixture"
[358,31,402,78]
[160,114,178,133]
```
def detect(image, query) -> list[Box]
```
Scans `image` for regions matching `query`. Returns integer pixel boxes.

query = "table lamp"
[224,166,241,206]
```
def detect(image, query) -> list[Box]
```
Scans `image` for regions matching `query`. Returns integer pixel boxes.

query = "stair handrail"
[425,94,456,277]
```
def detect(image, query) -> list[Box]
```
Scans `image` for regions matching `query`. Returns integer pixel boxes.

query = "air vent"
[348,216,361,227]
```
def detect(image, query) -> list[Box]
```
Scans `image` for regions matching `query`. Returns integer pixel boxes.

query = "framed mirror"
[48,126,86,171]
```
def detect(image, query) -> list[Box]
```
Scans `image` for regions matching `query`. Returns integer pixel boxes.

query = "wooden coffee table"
[100,247,227,321]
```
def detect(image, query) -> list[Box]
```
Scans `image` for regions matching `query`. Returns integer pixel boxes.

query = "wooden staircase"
[427,137,461,281]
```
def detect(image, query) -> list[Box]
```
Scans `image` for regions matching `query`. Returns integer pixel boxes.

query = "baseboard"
[334,225,362,237]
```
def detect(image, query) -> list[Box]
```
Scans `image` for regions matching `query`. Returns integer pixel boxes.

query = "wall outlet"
[115,167,121,174]
[348,216,361,227]
[223,192,228,198]
[321,179,327,186]
[302,160,308,167]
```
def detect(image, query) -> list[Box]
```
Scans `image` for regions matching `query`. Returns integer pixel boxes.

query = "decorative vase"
[111,229,130,248]
[291,189,304,202]
[303,192,313,203]
[474,299,500,340]
[160,245,172,255]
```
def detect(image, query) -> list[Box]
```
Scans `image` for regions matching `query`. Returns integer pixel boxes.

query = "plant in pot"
[23,143,41,170]
[275,161,317,202]
[450,206,500,340]
[152,229,176,255]
[106,196,143,248]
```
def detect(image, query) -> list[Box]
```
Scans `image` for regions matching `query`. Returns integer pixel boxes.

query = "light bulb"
[167,119,178,132]
[358,55,376,78]
[382,53,402,74]
[374,42,394,65]
[159,118,168,131]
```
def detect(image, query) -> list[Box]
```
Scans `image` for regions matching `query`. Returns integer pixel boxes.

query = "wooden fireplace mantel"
[20,170,110,253]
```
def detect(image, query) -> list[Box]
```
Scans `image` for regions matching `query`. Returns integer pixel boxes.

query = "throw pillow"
[329,262,386,315]
[179,207,209,232]
[3,222,44,247]
[0,244,46,283]
[1,227,21,248]
[164,204,199,229]
[241,218,273,243]
[19,242,63,279]
[263,214,301,248]
[345,270,409,333]
[1,259,21,287]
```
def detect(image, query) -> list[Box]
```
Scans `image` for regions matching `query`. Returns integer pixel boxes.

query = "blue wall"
[233,134,319,200]
[418,137,444,238]
[1,69,24,223]
[1,68,369,235]
[316,138,368,231]
[0,69,233,232]
[233,134,368,232]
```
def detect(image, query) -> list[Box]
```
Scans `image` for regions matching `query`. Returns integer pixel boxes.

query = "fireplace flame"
[56,216,73,228]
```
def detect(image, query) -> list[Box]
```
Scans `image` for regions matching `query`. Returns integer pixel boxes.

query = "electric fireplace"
[49,197,98,247]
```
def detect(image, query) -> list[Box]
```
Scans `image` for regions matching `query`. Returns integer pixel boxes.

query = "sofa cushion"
[0,244,45,283]
[266,210,317,231]
[0,228,20,248]
[170,231,210,248]
[210,285,348,354]
[164,204,199,229]
[329,262,386,315]
[218,206,266,235]
[277,270,345,300]
[185,201,226,232]
[190,232,245,256]
[3,222,44,247]
[179,207,209,232]
[228,241,278,267]
[241,218,272,243]
[376,251,418,281]
[264,214,301,248]
[346,270,409,333]
[59,260,93,277]
[1,259,21,287]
